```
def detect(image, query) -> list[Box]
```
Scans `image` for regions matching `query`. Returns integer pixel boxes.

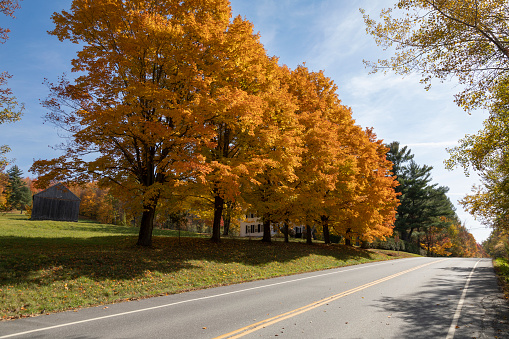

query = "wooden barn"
[31,183,81,222]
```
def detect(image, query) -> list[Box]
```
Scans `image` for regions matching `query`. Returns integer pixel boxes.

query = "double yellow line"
[215,259,447,339]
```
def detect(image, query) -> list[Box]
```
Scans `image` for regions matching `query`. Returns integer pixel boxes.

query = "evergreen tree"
[387,143,458,247]
[5,165,31,211]
[386,141,413,181]
[395,160,434,241]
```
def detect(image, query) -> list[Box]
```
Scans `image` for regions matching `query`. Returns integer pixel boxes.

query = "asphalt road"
[1,257,508,338]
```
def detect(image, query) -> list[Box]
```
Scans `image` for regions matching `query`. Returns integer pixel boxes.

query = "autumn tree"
[240,65,302,243]
[0,164,8,209]
[0,0,24,167]
[447,84,509,229]
[483,226,509,259]
[30,0,241,246]
[196,16,282,243]
[331,129,399,245]
[356,129,400,242]
[273,66,399,246]
[422,221,453,257]
[70,182,128,224]
[449,222,485,257]
[278,66,358,245]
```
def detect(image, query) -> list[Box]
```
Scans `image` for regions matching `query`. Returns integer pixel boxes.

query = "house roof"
[33,183,81,201]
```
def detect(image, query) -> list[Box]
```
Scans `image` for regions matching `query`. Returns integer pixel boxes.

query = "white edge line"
[1,257,426,338]
[445,259,482,339]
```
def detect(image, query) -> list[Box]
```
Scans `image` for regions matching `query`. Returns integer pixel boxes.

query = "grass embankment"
[0,213,417,320]
[493,257,509,300]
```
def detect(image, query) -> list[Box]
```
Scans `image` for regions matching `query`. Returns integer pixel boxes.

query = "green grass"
[0,213,417,320]
[493,257,509,300]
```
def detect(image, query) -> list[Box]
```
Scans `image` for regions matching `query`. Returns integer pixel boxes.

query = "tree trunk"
[283,221,289,243]
[306,225,313,245]
[426,232,432,257]
[345,228,352,246]
[262,217,271,243]
[211,194,224,243]
[222,201,232,236]
[137,204,156,247]
[408,227,415,240]
[321,215,330,244]
[222,217,230,236]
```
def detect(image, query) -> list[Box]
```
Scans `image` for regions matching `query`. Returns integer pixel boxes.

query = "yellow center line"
[214,259,448,339]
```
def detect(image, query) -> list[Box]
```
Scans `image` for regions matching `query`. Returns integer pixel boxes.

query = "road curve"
[1,257,508,338]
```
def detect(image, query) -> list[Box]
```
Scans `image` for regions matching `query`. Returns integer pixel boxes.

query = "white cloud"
[406,141,459,148]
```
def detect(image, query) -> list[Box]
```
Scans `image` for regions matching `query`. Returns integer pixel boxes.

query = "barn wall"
[31,196,80,222]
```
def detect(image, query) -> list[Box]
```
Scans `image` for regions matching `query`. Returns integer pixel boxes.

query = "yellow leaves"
[421,240,453,256]
[35,0,404,246]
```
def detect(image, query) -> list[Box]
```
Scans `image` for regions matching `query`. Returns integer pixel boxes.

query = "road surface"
[1,257,508,338]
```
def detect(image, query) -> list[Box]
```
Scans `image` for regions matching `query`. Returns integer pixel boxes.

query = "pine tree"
[5,165,31,211]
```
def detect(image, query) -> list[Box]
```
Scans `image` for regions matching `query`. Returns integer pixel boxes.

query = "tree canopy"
[446,83,509,229]
[31,0,238,246]
[31,0,399,247]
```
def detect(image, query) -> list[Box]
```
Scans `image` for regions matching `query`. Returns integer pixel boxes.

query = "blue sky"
[0,0,491,242]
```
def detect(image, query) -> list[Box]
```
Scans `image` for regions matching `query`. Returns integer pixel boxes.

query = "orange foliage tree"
[0,164,7,209]
[448,222,484,257]
[29,0,402,248]
[280,66,399,245]
[327,128,399,245]
[285,66,358,245]
[69,182,131,225]
[195,16,283,243]
[422,221,453,257]
[240,65,302,243]
[30,0,241,246]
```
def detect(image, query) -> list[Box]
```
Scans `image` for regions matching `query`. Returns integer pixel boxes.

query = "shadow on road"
[373,260,509,338]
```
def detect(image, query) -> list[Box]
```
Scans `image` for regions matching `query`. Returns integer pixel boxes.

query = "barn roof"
[34,183,81,201]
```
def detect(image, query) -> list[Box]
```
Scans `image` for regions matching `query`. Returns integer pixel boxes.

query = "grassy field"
[0,213,418,320]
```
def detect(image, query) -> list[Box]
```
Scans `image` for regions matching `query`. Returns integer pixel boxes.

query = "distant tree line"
[0,165,33,212]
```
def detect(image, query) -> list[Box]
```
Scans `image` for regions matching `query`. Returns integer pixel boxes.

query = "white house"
[239,214,277,237]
